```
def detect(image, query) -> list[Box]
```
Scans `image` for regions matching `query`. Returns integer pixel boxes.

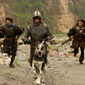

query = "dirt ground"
[0,43,85,85]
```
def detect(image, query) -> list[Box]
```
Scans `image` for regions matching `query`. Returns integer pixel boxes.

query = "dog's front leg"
[35,75,42,85]
[41,64,47,85]
[32,61,38,79]
[41,71,46,85]
[35,66,42,85]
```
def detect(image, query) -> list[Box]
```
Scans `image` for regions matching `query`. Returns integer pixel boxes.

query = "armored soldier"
[22,10,52,66]
[0,18,24,67]
[67,19,85,64]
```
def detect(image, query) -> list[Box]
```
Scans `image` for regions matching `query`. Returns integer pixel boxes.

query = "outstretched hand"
[70,35,73,39]
[79,30,83,34]
[22,38,31,44]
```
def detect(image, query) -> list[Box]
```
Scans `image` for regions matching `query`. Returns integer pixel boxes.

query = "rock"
[0,2,5,25]
[48,66,51,68]
[0,58,4,64]
[4,57,11,66]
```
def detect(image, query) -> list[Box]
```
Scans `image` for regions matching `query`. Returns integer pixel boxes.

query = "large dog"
[32,41,47,85]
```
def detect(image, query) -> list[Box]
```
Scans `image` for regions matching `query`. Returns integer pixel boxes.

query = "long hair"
[5,17,13,23]
[76,19,85,27]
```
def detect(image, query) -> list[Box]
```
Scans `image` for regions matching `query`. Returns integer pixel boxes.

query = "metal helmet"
[33,9,41,19]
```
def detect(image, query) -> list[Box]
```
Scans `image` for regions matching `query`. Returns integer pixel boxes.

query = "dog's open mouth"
[38,52,42,58]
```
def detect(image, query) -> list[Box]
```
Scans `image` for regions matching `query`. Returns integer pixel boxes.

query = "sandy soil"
[0,43,85,85]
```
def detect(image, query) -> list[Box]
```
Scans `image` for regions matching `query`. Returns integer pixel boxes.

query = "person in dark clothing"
[67,19,85,64]
[22,10,52,66]
[0,17,24,68]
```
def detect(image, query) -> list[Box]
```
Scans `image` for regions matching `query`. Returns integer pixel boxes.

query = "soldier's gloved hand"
[26,40,31,44]
[44,38,48,41]
[70,35,73,39]
[24,40,28,44]
[22,38,31,44]
[43,37,50,41]
[24,40,31,44]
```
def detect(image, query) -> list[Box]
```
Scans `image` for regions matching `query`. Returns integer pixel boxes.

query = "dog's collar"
[33,54,45,61]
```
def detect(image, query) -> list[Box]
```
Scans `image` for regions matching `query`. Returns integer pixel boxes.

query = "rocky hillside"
[68,0,85,19]
[0,0,85,33]
[0,1,5,25]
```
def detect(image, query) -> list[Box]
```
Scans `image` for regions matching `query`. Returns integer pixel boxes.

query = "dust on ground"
[0,37,85,85]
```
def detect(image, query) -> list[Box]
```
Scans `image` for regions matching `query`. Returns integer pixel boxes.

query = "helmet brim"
[33,16,41,20]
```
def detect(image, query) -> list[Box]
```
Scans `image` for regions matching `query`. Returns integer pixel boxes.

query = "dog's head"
[35,41,45,58]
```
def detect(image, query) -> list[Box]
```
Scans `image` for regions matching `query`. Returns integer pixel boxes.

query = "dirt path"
[0,44,85,85]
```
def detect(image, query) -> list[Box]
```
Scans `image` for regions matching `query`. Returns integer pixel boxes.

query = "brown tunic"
[67,26,85,48]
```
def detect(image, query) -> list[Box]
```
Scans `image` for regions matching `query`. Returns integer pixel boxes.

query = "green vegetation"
[48,45,53,49]
[53,33,67,37]
[6,0,53,30]
[14,57,20,66]
[69,3,76,15]
[68,0,85,19]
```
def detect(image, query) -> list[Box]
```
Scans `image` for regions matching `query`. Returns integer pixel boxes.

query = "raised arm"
[14,24,24,36]
[67,26,76,37]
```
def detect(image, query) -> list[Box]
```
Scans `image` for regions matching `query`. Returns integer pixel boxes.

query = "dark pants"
[79,48,84,63]
[30,47,35,65]
[74,47,84,63]
[3,39,17,65]
[74,48,79,56]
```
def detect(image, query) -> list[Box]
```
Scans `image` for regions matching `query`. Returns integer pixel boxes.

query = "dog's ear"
[42,41,45,44]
